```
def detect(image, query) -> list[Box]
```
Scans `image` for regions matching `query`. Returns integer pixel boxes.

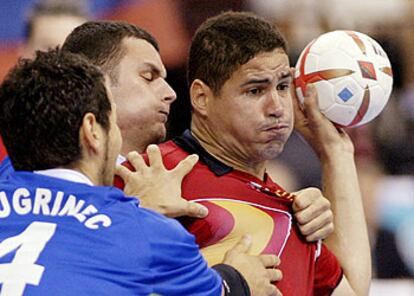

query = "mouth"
[262,122,291,138]
[264,122,290,131]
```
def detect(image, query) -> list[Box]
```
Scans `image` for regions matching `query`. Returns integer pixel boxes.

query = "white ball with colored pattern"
[294,30,393,128]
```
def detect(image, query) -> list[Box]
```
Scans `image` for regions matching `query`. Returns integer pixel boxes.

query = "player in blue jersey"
[0,49,282,295]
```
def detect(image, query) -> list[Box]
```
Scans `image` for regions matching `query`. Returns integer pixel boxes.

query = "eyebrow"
[240,78,271,87]
[142,62,166,78]
[278,71,292,80]
[240,71,292,87]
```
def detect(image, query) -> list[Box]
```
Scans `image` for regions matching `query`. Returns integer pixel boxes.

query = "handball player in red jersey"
[115,11,371,296]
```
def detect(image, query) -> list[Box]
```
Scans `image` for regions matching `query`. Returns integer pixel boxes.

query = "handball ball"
[294,30,393,128]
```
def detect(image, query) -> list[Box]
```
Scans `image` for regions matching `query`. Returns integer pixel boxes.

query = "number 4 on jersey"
[0,222,57,296]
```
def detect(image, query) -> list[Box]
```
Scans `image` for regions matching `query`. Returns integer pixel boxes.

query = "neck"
[121,141,145,155]
[35,167,94,186]
[191,121,267,180]
[65,160,102,186]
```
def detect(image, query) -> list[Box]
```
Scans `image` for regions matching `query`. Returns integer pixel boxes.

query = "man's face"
[23,15,86,58]
[204,48,294,163]
[110,38,176,155]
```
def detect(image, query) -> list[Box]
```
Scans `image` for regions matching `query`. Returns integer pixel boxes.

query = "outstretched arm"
[293,84,371,296]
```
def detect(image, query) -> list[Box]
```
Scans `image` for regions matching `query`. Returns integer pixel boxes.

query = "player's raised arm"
[293,84,371,296]
[115,145,209,219]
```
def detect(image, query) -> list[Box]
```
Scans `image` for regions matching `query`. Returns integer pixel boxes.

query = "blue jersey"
[0,171,222,295]
[0,156,13,179]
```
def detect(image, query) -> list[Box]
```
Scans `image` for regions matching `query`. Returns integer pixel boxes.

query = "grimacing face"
[110,38,176,155]
[204,48,294,164]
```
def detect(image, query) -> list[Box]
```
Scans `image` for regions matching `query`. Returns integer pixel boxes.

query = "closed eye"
[141,72,154,82]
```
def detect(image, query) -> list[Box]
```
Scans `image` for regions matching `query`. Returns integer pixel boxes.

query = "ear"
[79,113,104,155]
[190,79,214,117]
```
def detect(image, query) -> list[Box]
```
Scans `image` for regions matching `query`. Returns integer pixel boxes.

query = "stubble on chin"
[259,142,285,161]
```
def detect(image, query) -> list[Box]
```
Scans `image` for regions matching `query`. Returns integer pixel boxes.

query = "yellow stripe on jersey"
[201,200,274,266]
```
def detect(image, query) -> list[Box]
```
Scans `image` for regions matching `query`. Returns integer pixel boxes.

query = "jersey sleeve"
[314,243,343,296]
[138,207,222,296]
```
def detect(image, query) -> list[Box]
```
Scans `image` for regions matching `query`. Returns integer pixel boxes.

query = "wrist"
[318,147,355,165]
[212,264,251,296]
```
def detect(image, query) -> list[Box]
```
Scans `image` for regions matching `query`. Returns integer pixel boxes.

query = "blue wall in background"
[0,0,120,43]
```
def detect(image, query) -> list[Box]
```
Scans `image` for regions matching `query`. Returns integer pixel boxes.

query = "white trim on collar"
[34,168,94,186]
[116,154,126,165]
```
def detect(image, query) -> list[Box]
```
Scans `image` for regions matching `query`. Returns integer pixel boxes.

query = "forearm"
[321,152,371,296]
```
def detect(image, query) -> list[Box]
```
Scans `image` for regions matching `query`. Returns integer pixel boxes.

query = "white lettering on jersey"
[0,222,56,295]
[13,188,31,215]
[0,191,11,218]
[50,191,64,216]
[85,214,112,229]
[58,195,85,218]
[33,188,52,215]
[75,204,98,223]
[0,188,111,230]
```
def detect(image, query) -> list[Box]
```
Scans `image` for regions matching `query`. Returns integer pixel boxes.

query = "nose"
[266,89,284,118]
[161,79,177,104]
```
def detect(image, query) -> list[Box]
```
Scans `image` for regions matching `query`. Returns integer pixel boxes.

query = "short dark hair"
[62,21,159,83]
[24,0,89,41]
[188,11,288,95]
[0,49,111,171]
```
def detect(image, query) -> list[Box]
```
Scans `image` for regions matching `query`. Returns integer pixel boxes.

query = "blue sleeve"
[138,208,222,296]
[0,156,14,179]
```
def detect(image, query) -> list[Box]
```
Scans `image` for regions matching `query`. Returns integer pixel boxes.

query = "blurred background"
[0,0,413,294]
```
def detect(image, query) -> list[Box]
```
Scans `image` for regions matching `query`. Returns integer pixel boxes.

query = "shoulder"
[157,140,190,168]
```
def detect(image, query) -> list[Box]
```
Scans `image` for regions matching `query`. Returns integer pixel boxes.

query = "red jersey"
[0,137,7,162]
[114,130,343,295]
